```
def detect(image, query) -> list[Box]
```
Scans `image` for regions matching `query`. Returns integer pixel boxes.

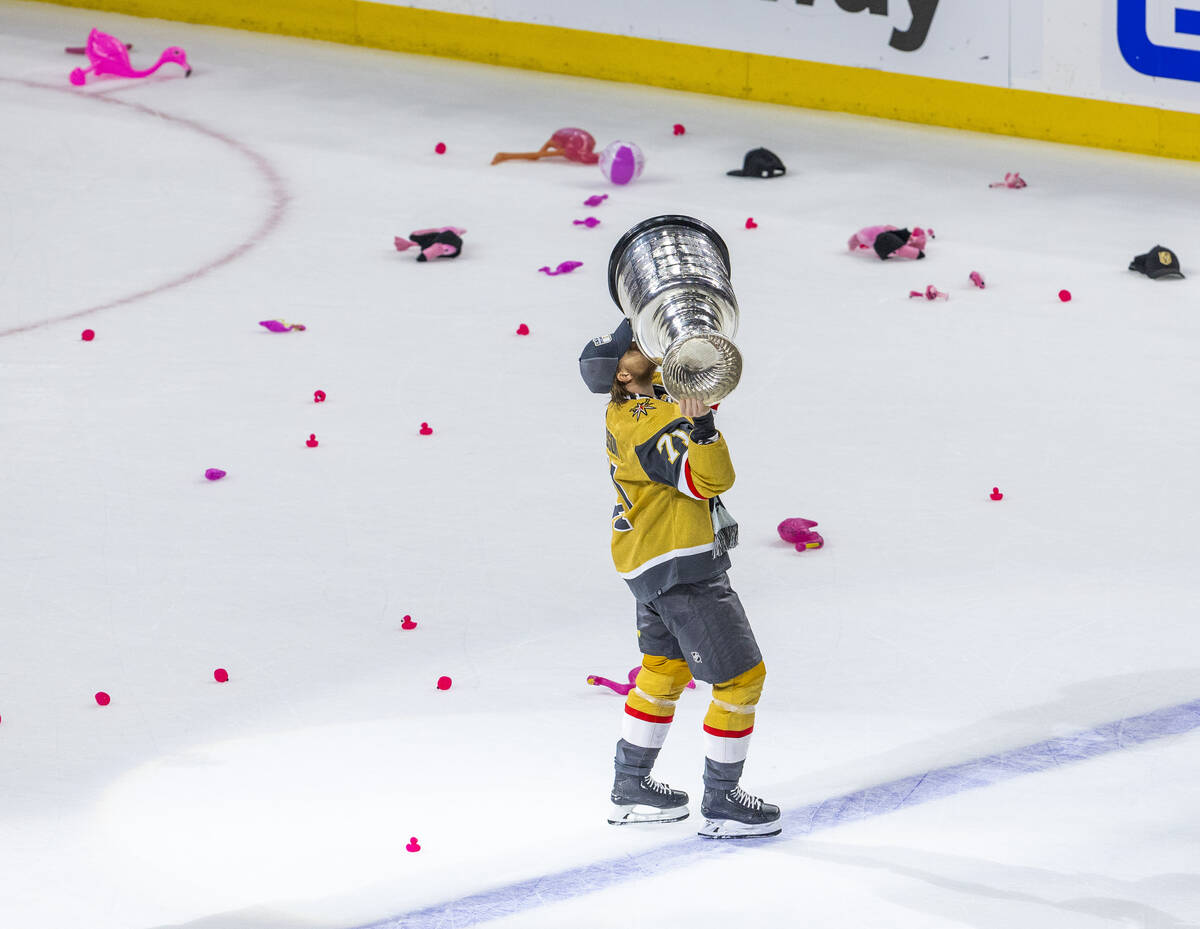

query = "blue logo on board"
[1118,1,1200,81]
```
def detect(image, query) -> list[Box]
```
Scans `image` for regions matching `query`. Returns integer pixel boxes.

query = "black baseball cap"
[579,317,634,393]
[1129,245,1184,279]
[726,147,786,178]
[873,228,912,259]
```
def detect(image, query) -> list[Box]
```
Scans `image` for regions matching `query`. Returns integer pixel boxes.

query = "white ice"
[2,3,1199,927]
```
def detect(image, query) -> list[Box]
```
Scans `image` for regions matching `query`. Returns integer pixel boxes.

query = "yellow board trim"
[37,0,1200,161]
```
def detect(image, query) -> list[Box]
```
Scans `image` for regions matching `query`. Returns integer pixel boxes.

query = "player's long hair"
[609,376,634,405]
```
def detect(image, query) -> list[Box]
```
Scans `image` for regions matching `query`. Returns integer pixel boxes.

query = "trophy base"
[661,333,743,405]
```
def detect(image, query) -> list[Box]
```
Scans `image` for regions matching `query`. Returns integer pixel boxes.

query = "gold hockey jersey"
[604,388,736,602]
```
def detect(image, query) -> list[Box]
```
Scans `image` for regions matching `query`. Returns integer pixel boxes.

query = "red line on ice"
[0,77,289,338]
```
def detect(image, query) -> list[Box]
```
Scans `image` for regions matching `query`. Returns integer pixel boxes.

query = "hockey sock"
[614,656,692,776]
[614,739,660,777]
[703,660,765,790]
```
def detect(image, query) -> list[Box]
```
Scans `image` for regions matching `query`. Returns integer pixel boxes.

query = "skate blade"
[607,802,689,825]
[697,817,782,839]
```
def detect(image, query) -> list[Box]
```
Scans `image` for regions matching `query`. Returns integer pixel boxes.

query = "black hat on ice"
[1129,245,1184,279]
[726,147,786,178]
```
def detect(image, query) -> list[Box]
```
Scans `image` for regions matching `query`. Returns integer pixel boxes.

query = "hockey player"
[578,318,781,839]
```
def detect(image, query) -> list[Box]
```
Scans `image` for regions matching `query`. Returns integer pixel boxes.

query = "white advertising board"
[386,1,1010,85]
[378,0,1200,114]
[1101,0,1200,111]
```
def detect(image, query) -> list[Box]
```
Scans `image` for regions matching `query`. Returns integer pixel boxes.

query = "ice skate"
[698,784,781,838]
[607,773,689,825]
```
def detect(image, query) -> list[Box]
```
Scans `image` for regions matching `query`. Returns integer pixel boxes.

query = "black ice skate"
[608,773,689,825]
[698,784,781,838]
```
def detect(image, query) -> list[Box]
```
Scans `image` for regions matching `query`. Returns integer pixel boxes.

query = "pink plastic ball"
[214,668,229,683]
[436,676,452,690]
[94,692,111,706]
[1058,289,1072,302]
[598,141,645,186]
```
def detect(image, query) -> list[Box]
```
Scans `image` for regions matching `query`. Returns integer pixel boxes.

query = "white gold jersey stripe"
[617,542,715,579]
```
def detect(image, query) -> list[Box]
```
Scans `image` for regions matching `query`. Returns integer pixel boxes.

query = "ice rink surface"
[2,2,1199,927]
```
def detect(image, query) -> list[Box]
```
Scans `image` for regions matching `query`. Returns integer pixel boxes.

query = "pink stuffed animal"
[908,284,948,301]
[989,172,1026,189]
[492,128,600,165]
[848,225,931,260]
[588,666,698,695]
[778,517,824,552]
[394,227,465,262]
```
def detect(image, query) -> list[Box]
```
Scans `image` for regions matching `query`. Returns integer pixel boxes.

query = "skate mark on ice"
[353,697,1200,929]
[0,77,289,338]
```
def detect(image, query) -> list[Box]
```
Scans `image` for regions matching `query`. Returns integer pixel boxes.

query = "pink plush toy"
[258,319,306,332]
[394,227,466,262]
[539,261,583,276]
[848,225,931,260]
[588,666,698,695]
[989,172,1026,189]
[908,284,949,301]
[778,517,824,552]
[68,28,190,86]
[492,128,601,165]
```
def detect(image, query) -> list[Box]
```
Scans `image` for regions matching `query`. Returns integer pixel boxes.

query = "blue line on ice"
[354,697,1200,929]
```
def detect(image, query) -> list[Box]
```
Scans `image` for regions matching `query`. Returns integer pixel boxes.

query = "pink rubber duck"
[69,29,191,86]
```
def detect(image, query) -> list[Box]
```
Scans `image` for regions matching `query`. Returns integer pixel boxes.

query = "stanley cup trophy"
[607,215,742,405]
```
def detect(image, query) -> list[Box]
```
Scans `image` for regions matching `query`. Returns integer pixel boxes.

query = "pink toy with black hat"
[848,225,932,260]
[394,227,466,262]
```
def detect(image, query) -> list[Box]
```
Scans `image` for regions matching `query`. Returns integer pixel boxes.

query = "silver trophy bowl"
[607,215,742,405]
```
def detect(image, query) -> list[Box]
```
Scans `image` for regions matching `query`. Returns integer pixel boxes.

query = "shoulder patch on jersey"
[592,334,612,346]
[606,429,618,457]
[629,399,656,421]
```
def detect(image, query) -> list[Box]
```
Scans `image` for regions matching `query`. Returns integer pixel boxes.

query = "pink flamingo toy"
[69,29,191,86]
[989,172,1026,189]
[908,285,949,301]
[588,666,697,696]
[492,128,600,165]
[538,261,583,276]
[258,319,306,332]
[778,517,824,552]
